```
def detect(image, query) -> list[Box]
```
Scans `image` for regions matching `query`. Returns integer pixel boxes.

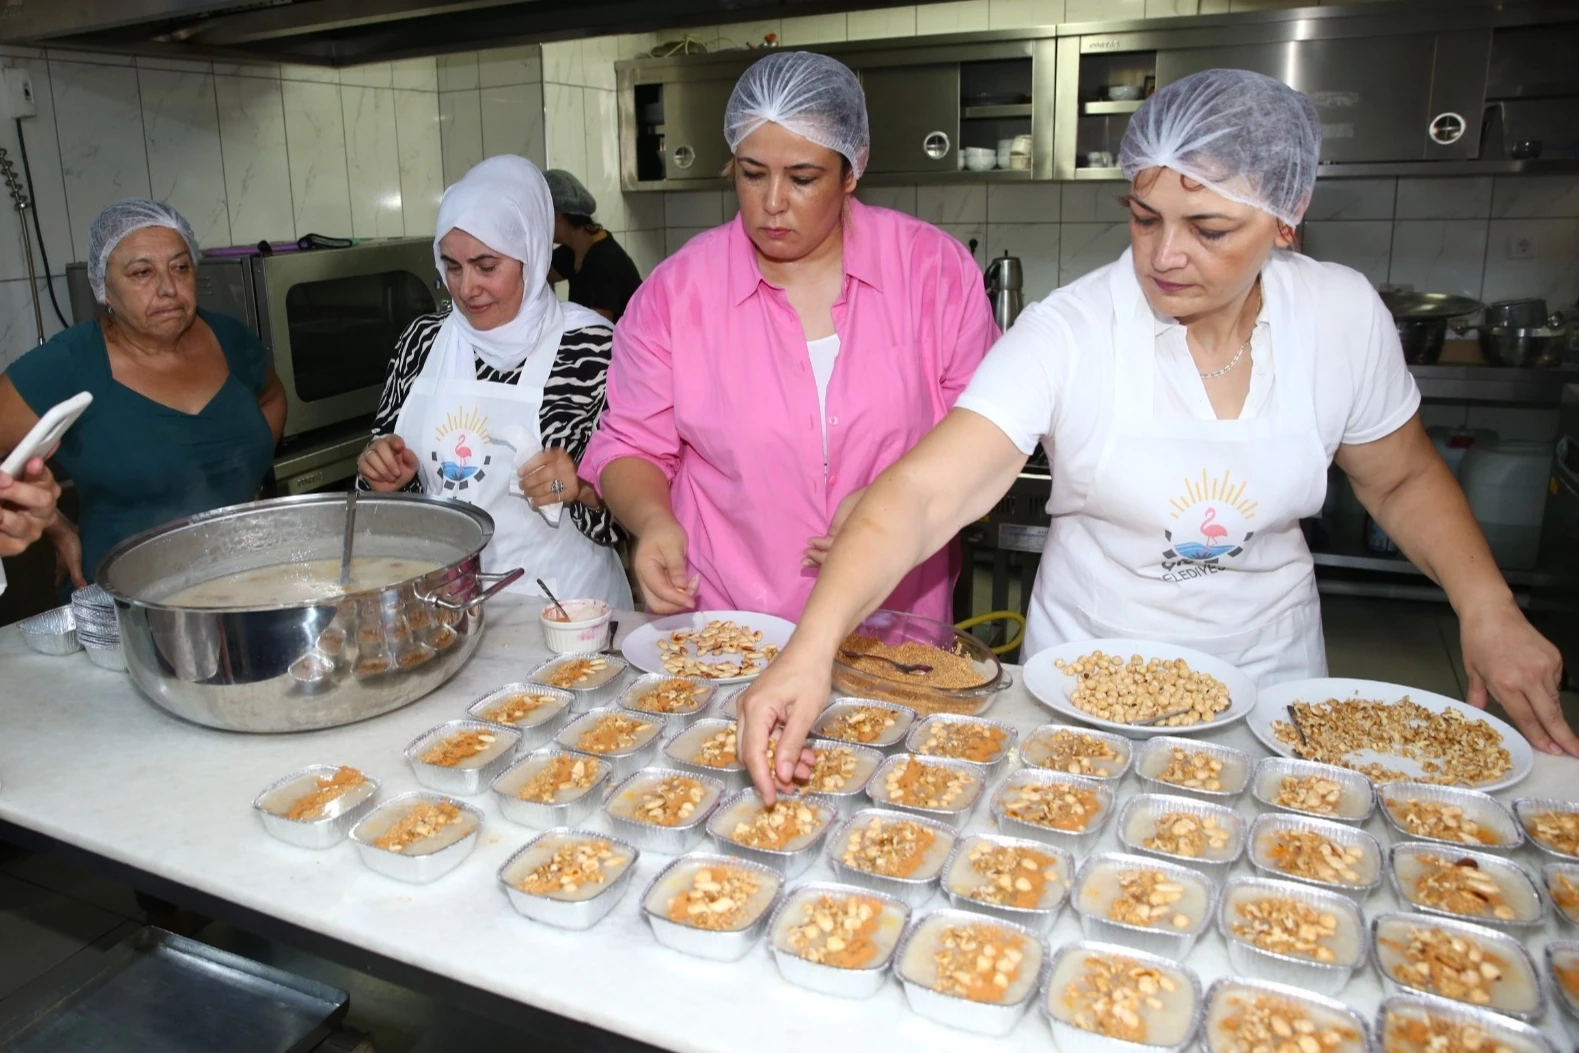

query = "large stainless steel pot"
[1379,290,1483,365]
[96,493,522,733]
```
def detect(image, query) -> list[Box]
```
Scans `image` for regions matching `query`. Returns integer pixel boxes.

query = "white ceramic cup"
[539,599,613,653]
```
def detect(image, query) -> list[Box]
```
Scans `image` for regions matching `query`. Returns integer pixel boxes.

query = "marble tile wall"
[0,50,445,370]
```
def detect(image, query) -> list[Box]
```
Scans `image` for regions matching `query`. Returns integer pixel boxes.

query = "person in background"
[357,155,631,608]
[0,199,285,588]
[545,169,643,323]
[584,51,999,622]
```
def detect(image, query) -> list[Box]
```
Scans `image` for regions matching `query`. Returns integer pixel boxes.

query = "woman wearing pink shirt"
[584,52,998,621]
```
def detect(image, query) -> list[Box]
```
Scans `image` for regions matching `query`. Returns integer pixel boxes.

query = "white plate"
[1022,638,1257,739]
[621,610,796,685]
[1248,677,1532,793]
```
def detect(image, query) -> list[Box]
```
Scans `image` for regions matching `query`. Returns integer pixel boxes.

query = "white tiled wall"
[0,49,445,370]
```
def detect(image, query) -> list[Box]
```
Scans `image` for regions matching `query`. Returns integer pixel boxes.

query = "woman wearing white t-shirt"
[740,69,1574,800]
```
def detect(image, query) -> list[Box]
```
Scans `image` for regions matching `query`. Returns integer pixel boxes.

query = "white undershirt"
[807,333,841,461]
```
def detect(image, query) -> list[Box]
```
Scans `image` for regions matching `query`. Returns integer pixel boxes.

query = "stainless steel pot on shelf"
[1378,290,1482,365]
[95,493,522,733]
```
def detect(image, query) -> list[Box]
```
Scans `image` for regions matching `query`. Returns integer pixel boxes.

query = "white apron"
[1026,255,1329,689]
[393,318,630,607]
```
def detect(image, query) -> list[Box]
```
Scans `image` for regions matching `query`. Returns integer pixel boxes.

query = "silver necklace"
[1198,337,1249,379]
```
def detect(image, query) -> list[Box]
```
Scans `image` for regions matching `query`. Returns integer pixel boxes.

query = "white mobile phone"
[1,391,92,478]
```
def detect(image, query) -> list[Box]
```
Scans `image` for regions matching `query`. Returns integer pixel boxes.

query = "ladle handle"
[417,567,525,611]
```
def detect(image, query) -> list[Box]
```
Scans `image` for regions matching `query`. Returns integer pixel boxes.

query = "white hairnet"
[724,51,869,179]
[87,198,199,303]
[1119,69,1321,227]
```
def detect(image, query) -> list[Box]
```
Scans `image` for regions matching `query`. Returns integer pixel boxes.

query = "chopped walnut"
[1552,871,1579,922]
[1265,830,1367,886]
[882,757,975,811]
[545,657,611,688]
[1217,993,1358,1053]
[729,799,821,851]
[574,713,652,754]
[820,706,899,745]
[632,775,708,827]
[1383,1008,1515,1053]
[1144,811,1231,859]
[516,839,627,896]
[1410,855,1517,921]
[1108,868,1193,930]
[1026,728,1121,777]
[691,723,738,768]
[1060,954,1177,1043]
[915,719,1007,764]
[481,692,558,726]
[516,754,597,803]
[420,728,500,767]
[1386,798,1503,846]
[960,843,1059,910]
[1275,774,1346,816]
[1380,924,1507,1006]
[1055,651,1231,727]
[841,816,936,878]
[804,745,861,792]
[1154,747,1228,792]
[656,620,778,679]
[665,865,763,930]
[1003,781,1101,832]
[374,800,464,852]
[784,893,884,969]
[929,922,1026,1003]
[630,678,708,713]
[1229,896,1342,963]
[1525,809,1579,857]
[1271,698,1511,788]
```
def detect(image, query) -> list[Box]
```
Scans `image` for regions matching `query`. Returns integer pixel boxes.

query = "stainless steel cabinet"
[862,64,961,175]
[659,74,739,179]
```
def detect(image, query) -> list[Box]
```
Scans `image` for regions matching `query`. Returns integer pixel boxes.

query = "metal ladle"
[338,485,359,588]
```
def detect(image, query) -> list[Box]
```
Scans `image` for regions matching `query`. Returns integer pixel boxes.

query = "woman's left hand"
[1460,598,1576,757]
[519,447,587,508]
[804,485,868,567]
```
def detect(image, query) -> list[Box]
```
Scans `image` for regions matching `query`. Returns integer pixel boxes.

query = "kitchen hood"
[0,0,900,65]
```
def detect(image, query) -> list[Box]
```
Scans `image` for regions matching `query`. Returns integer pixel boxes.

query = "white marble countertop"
[3,597,1578,1053]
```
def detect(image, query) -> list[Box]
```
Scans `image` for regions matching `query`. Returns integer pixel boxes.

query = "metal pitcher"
[985,251,1024,331]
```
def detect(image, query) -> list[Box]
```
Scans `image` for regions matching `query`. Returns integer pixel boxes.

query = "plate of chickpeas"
[1022,639,1257,739]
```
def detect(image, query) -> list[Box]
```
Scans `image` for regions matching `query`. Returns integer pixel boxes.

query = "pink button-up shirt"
[584,199,999,622]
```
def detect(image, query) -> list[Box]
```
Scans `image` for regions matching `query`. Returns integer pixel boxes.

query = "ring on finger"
[549,478,565,496]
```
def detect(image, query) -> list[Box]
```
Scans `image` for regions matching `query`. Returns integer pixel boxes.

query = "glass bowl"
[831,610,1005,717]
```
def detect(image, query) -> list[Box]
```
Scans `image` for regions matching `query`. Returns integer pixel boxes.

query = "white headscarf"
[430,155,604,375]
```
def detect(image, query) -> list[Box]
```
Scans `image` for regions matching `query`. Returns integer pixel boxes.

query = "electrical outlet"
[1508,234,1536,259]
[1,67,38,119]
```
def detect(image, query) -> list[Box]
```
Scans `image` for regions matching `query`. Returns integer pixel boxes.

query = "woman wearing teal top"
[0,199,286,586]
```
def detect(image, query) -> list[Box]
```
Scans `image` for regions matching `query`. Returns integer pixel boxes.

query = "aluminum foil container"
[940,832,1072,932]
[1041,941,1202,1053]
[865,753,986,830]
[1133,736,1251,804]
[1216,875,1367,997]
[904,713,1019,781]
[528,651,629,710]
[826,807,957,908]
[403,719,522,795]
[1375,781,1524,852]
[1511,797,1579,862]
[1250,756,1376,825]
[798,737,885,816]
[895,907,1050,1037]
[1544,861,1579,930]
[349,792,482,883]
[252,764,379,850]
[1115,792,1246,880]
[1202,978,1370,1053]
[1387,841,1546,929]
[603,766,726,854]
[497,827,641,930]
[553,706,663,783]
[705,788,838,878]
[1247,811,1384,905]
[812,698,917,752]
[1070,851,1218,961]
[19,605,80,656]
[490,748,612,830]
[765,881,910,999]
[990,768,1114,857]
[640,852,783,962]
[1370,911,1546,1023]
[465,682,576,752]
[1376,994,1558,1053]
[1546,940,1579,1046]
[660,718,749,793]
[1018,723,1133,783]
[617,673,716,730]
[83,643,126,672]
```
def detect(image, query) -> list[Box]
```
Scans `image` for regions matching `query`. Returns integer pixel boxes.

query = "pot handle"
[418,567,525,611]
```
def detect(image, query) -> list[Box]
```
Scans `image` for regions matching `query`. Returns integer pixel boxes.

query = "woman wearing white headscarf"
[357,155,630,606]
[740,69,1573,804]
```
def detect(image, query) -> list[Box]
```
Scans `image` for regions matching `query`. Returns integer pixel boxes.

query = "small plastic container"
[895,908,1049,1037]
[529,651,629,710]
[1070,852,1218,961]
[826,807,957,908]
[1376,994,1557,1053]
[1250,756,1375,824]
[1376,781,1524,852]
[1018,723,1132,783]
[640,852,782,962]
[489,748,612,830]
[616,673,715,730]
[1545,861,1579,929]
[706,788,837,878]
[1371,911,1546,1022]
[1042,941,1201,1053]
[1115,792,1246,880]
[252,764,379,849]
[603,767,726,854]
[812,698,916,751]
[1201,978,1369,1053]
[1133,736,1251,804]
[904,714,1018,780]
[348,792,482,884]
[765,881,910,1000]
[940,832,1072,932]
[466,683,575,752]
[554,706,663,783]
[539,598,613,653]
[497,828,639,929]
[1388,842,1546,929]
[1247,812,1384,905]
[404,719,522,795]
[990,768,1114,857]
[1512,797,1579,862]
[1216,875,1367,997]
[865,753,986,830]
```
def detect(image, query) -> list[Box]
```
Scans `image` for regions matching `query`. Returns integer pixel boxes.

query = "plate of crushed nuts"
[621,611,794,684]
[1023,640,1256,738]
[1249,678,1532,793]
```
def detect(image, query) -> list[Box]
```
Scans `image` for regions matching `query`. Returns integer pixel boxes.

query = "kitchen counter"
[2,597,1577,1052]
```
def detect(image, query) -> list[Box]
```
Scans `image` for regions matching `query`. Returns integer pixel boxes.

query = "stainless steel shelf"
[1311,540,1553,588]
[962,104,1033,119]
[1409,364,1579,404]
[1082,100,1142,115]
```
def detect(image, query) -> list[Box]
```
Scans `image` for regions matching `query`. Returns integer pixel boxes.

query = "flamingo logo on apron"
[1160,469,1258,582]
[430,407,494,494]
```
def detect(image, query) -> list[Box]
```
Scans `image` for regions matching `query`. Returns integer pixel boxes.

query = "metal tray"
[0,927,348,1053]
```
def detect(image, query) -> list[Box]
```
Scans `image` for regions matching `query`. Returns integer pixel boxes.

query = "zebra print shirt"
[362,302,624,547]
